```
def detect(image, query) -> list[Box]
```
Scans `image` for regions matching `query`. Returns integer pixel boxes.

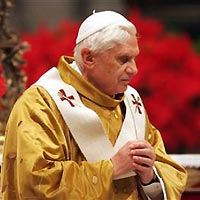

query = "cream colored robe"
[1,56,187,200]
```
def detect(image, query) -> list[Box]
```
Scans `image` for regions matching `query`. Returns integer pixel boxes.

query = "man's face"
[86,34,139,96]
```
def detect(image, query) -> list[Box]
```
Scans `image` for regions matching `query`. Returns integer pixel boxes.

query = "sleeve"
[144,111,188,200]
[141,167,165,200]
[4,87,114,200]
[142,182,163,200]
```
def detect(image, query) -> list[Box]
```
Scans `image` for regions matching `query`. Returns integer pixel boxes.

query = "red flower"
[22,20,78,87]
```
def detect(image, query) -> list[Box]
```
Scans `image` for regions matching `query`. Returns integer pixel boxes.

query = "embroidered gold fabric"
[1,56,187,199]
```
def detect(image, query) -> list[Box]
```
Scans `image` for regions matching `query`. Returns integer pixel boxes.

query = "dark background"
[13,0,200,40]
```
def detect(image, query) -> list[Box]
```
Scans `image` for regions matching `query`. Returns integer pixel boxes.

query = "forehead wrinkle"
[116,45,139,58]
[115,39,139,57]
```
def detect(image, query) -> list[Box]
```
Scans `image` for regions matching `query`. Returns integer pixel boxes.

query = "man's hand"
[111,141,136,179]
[130,140,156,184]
[111,140,156,182]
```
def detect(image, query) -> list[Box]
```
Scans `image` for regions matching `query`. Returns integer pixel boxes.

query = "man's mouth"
[121,79,131,83]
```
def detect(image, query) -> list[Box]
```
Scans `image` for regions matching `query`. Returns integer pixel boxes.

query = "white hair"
[74,23,136,68]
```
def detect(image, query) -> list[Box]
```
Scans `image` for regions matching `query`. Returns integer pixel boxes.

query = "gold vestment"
[1,56,187,200]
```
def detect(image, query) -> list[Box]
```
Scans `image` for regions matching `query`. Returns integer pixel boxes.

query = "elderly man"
[2,11,187,200]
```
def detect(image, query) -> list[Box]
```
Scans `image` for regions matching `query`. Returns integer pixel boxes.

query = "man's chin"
[118,85,128,94]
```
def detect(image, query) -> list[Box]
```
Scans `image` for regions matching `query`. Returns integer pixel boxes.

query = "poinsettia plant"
[22,20,79,87]
[128,9,200,153]
[19,9,200,153]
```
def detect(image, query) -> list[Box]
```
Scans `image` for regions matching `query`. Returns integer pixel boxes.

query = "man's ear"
[81,48,94,69]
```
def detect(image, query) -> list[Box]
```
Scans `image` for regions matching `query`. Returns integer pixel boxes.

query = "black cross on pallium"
[131,94,142,114]
[58,89,75,107]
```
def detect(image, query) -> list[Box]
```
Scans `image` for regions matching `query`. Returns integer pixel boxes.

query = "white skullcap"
[76,10,136,44]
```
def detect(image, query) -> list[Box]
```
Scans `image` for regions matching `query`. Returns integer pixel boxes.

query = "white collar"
[70,61,82,75]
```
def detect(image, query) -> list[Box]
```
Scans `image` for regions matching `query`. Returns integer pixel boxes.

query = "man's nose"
[125,60,138,75]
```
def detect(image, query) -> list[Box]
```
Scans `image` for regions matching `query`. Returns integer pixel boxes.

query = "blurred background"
[13,0,200,38]
[0,0,200,198]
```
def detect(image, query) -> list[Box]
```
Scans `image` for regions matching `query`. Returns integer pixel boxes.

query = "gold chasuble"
[1,56,187,200]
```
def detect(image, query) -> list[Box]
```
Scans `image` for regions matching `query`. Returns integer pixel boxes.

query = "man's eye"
[119,57,129,64]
